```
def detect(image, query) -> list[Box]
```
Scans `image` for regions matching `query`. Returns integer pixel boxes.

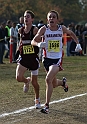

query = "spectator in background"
[37,20,44,61]
[15,16,24,60]
[10,22,18,63]
[37,20,44,29]
[16,16,24,45]
[71,22,75,33]
[75,24,81,39]
[17,16,24,29]
[75,24,84,55]
[0,21,8,64]
[82,23,87,55]
[66,24,73,56]
[5,20,12,58]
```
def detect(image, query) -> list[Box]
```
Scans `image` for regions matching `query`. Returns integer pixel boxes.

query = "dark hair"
[1,21,6,25]
[6,20,11,25]
[24,10,35,19]
[12,22,17,25]
[47,10,59,19]
[39,20,43,23]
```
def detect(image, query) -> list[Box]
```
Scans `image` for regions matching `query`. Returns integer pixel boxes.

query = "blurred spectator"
[16,16,24,44]
[75,24,81,39]
[5,20,12,58]
[82,23,87,55]
[75,24,84,55]
[66,24,73,56]
[79,25,84,55]
[71,22,75,33]
[15,16,24,60]
[0,21,8,64]
[37,20,44,61]
[37,20,44,29]
[10,22,18,63]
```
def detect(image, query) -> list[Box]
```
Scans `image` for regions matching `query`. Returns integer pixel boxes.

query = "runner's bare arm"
[62,25,79,44]
[31,26,46,46]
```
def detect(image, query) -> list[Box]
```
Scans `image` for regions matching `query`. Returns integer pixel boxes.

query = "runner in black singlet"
[19,25,39,70]
[16,10,41,109]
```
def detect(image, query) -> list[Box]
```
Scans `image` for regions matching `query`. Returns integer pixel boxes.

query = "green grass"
[0,55,87,124]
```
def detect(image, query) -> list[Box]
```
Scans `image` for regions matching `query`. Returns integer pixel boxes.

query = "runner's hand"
[75,44,82,52]
[37,42,46,48]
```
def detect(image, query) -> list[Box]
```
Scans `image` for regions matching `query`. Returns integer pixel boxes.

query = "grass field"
[0,54,87,124]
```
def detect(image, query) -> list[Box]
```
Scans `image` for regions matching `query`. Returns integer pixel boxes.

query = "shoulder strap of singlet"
[30,25,35,35]
[31,25,35,31]
[20,25,35,39]
[29,25,35,39]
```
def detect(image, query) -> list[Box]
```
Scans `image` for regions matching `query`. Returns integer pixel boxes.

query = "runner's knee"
[45,76,52,84]
[16,75,23,82]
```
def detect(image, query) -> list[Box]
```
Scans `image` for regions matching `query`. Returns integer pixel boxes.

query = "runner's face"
[24,13,33,25]
[47,12,58,26]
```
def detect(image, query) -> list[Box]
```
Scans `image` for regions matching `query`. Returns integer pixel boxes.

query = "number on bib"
[48,40,60,52]
[23,45,34,54]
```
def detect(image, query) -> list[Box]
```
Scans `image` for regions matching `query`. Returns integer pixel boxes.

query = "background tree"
[0,0,86,26]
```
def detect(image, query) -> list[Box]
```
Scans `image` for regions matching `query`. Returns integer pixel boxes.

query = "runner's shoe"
[62,77,68,92]
[35,98,41,109]
[40,103,49,114]
[23,77,31,93]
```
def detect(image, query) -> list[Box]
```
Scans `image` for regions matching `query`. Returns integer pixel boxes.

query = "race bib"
[48,40,60,52]
[23,45,34,54]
